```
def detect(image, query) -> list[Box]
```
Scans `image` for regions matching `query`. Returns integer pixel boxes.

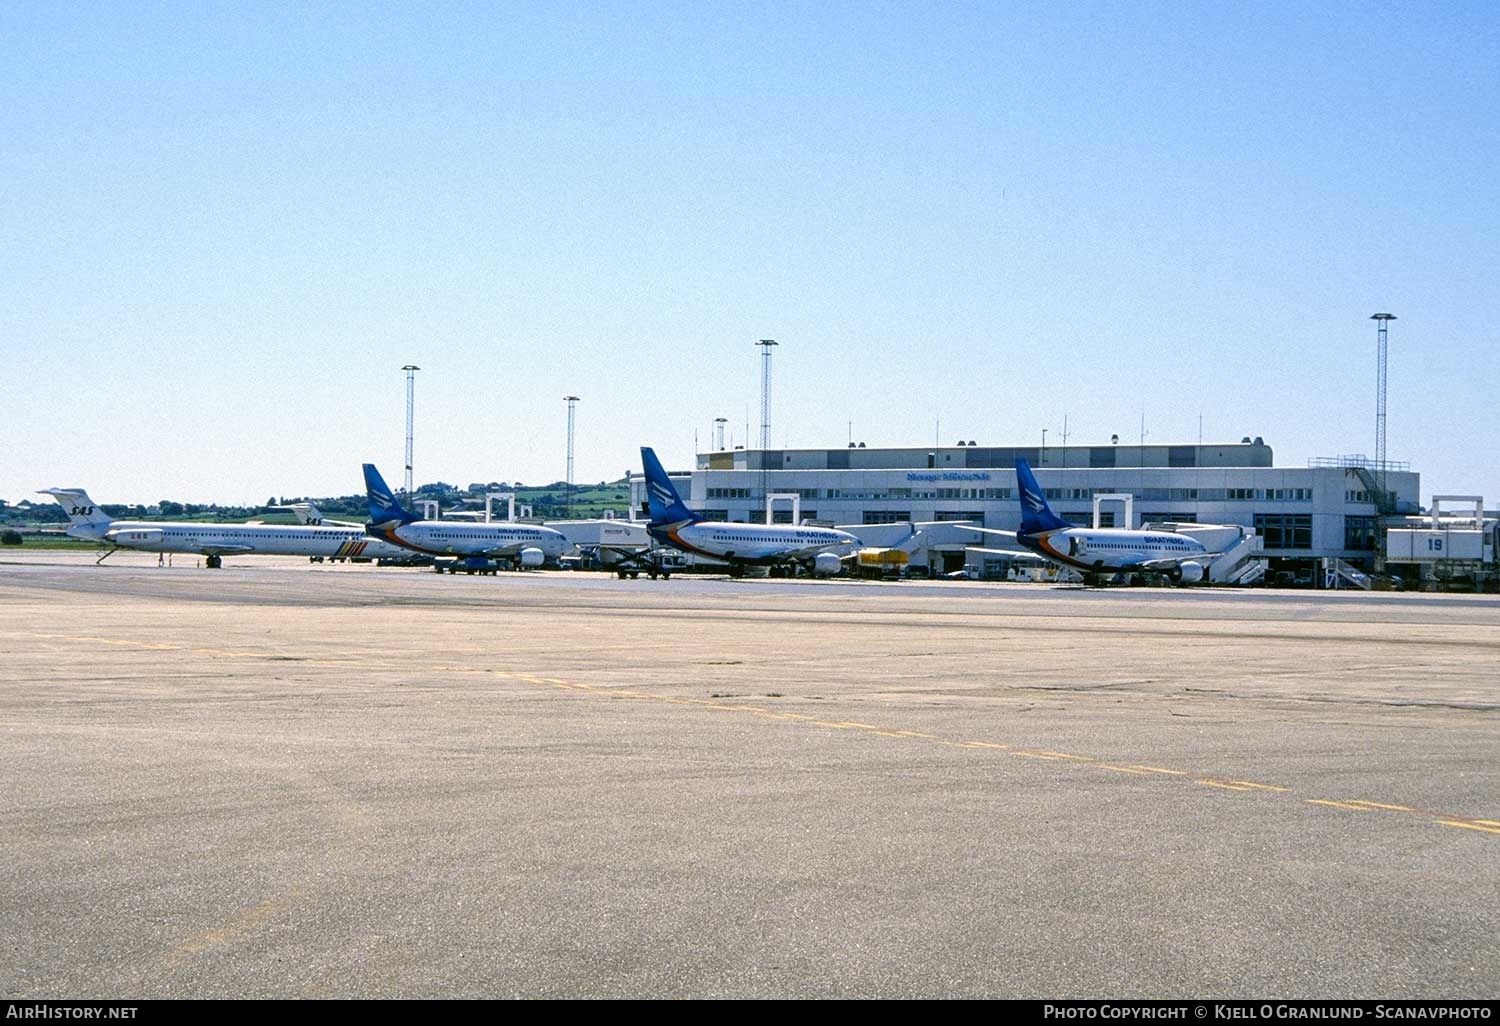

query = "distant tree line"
[3,477,633,525]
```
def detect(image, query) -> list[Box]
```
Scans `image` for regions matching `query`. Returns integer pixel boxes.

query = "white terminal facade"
[632,439,1421,577]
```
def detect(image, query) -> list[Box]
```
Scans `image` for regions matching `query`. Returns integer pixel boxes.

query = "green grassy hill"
[2,477,638,533]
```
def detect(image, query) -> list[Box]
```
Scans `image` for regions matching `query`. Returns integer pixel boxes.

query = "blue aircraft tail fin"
[640,447,703,526]
[1015,458,1071,535]
[363,463,421,526]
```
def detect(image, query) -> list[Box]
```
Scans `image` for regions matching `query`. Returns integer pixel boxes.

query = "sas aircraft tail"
[363,464,420,527]
[1015,459,1071,536]
[39,488,115,537]
[639,447,703,527]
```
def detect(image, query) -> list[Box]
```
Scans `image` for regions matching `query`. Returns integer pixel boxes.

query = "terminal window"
[1255,514,1312,550]
[1344,515,1378,551]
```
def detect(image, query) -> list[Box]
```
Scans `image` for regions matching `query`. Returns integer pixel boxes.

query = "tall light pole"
[1371,313,1396,503]
[756,339,778,450]
[564,395,579,517]
[402,365,420,499]
[756,339,777,517]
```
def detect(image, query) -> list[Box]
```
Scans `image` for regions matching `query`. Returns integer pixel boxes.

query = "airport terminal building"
[632,439,1421,579]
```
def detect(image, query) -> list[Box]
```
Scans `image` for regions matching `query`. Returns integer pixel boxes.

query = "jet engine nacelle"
[107,528,164,547]
[517,546,545,569]
[813,552,844,577]
[1175,561,1205,584]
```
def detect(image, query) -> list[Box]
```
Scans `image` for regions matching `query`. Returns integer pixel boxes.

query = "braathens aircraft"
[639,446,861,578]
[362,464,567,571]
[1012,458,1213,584]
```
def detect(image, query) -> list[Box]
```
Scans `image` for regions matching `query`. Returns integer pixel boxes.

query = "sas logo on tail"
[71,505,95,516]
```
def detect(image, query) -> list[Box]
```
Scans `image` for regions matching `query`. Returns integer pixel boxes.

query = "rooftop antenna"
[1139,410,1148,489]
[714,417,727,451]
[401,365,420,499]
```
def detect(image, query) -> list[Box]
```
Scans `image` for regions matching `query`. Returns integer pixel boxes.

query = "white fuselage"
[370,521,567,559]
[650,521,860,565]
[1020,527,1207,573]
[69,519,407,560]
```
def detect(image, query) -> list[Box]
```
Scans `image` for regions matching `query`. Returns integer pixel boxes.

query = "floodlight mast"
[402,365,420,499]
[1371,314,1396,502]
[756,340,778,515]
[564,395,580,517]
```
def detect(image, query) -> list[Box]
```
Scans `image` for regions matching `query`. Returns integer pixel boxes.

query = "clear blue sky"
[3,2,1496,506]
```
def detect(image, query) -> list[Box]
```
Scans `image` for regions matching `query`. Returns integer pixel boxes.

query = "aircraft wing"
[188,542,258,556]
[1129,553,1216,573]
[771,542,856,564]
[475,540,548,558]
[960,526,1019,541]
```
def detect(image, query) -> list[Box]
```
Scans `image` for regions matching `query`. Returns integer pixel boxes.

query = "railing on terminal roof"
[1307,454,1412,473]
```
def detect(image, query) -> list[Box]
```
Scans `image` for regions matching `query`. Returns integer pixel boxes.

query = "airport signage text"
[906,472,991,482]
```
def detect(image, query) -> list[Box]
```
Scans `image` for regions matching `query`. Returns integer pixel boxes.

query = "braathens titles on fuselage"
[362,463,566,573]
[639,446,861,578]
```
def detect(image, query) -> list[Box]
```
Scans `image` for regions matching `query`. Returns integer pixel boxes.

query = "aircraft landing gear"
[205,554,222,569]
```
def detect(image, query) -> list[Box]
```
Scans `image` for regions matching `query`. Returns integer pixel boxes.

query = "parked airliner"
[362,464,566,570]
[41,488,407,568]
[1013,458,1212,584]
[640,447,861,577]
